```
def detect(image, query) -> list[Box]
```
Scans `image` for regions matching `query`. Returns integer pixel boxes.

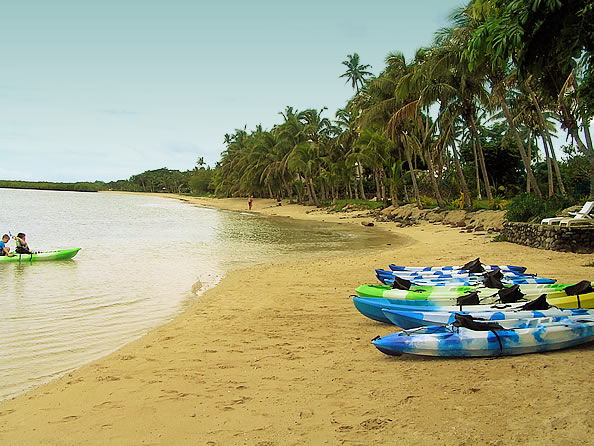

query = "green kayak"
[0,248,81,263]
[355,283,575,300]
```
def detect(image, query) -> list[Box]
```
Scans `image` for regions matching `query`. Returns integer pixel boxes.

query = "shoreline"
[0,195,593,445]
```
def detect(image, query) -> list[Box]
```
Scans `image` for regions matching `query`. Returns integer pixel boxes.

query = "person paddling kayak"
[14,233,32,254]
[0,234,13,256]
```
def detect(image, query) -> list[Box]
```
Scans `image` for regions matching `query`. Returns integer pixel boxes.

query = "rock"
[361,221,374,227]
[380,205,396,216]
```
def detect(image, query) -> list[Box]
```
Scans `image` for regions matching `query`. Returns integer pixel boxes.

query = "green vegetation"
[102,160,215,195]
[208,1,594,210]
[0,180,101,192]
[505,193,572,223]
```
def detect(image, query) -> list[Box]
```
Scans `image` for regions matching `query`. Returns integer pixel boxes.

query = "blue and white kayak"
[376,271,556,286]
[381,307,594,329]
[381,268,532,278]
[352,294,594,324]
[371,316,594,357]
[388,263,527,273]
[353,296,535,323]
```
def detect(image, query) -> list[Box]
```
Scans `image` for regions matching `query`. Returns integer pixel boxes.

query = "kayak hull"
[389,264,527,273]
[372,319,594,357]
[0,248,81,263]
[352,296,594,324]
[355,283,584,300]
[382,308,594,329]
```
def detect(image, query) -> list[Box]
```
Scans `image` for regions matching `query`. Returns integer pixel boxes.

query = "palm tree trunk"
[471,136,482,200]
[469,115,493,204]
[451,141,472,208]
[425,148,445,208]
[541,135,554,197]
[390,180,398,207]
[525,79,566,195]
[374,169,381,201]
[357,164,367,200]
[526,135,532,193]
[545,134,566,196]
[380,168,388,207]
[498,98,542,198]
[404,146,423,209]
[309,177,321,207]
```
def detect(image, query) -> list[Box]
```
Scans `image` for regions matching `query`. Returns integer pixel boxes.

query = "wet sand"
[0,196,593,445]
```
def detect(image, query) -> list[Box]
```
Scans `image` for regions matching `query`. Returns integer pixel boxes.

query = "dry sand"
[0,195,593,445]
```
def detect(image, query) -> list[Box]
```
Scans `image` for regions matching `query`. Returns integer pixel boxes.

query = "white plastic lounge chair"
[541,201,594,225]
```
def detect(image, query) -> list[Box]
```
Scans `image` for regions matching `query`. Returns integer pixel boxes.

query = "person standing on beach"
[248,195,253,210]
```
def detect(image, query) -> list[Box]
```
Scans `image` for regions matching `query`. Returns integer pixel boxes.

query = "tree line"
[211,0,594,210]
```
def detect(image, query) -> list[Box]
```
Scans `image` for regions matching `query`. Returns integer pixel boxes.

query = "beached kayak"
[388,263,527,273]
[376,270,556,286]
[356,283,576,299]
[371,315,594,357]
[352,292,594,324]
[381,268,532,278]
[382,307,594,329]
[0,248,81,263]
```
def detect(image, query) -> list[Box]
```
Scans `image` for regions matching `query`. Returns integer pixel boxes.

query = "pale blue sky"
[0,1,462,182]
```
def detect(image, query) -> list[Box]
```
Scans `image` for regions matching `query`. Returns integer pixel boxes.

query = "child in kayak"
[14,233,32,254]
[0,234,13,256]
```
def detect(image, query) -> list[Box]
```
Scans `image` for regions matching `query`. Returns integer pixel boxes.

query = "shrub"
[505,193,572,222]
[420,195,437,208]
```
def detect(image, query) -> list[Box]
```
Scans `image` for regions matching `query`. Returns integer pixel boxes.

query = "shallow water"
[0,189,396,400]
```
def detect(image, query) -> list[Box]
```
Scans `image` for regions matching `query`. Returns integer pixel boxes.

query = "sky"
[0,1,463,182]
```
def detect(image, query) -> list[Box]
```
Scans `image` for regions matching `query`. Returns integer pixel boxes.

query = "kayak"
[388,263,527,273]
[382,307,594,329]
[352,293,594,324]
[353,296,537,323]
[380,268,533,278]
[371,315,594,357]
[0,248,81,263]
[376,270,556,286]
[356,283,578,299]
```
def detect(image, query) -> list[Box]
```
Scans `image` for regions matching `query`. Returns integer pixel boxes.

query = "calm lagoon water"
[0,189,394,400]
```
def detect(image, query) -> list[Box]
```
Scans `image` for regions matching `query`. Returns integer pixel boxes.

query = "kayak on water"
[0,248,81,263]
[371,314,594,357]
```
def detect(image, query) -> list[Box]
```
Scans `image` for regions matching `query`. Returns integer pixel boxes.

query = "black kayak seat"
[520,294,551,311]
[498,285,525,303]
[564,281,593,296]
[452,313,505,331]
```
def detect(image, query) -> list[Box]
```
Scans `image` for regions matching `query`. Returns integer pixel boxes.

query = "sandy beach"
[0,196,593,445]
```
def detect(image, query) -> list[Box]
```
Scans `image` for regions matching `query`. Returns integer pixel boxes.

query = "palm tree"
[340,53,373,93]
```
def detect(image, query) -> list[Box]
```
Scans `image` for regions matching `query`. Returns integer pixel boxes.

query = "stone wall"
[501,222,594,253]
